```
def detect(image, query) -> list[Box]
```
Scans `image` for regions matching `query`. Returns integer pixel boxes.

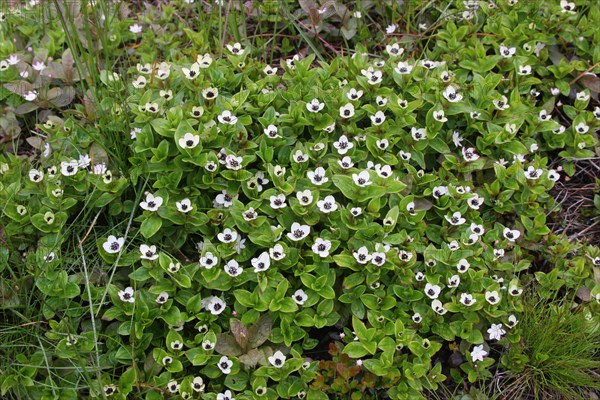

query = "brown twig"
[569,61,600,85]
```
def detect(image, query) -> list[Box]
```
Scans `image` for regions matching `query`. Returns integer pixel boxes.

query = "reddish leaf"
[214,333,242,356]
[230,318,249,352]
[247,314,272,349]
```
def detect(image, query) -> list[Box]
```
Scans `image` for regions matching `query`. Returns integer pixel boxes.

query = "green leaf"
[140,215,162,238]
[343,342,370,358]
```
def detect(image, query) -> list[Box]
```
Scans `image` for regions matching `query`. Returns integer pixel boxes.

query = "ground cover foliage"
[0,0,600,399]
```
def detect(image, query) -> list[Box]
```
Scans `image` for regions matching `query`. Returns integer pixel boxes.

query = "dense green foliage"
[0,1,599,399]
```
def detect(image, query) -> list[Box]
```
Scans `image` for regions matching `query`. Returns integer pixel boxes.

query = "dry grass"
[549,158,600,246]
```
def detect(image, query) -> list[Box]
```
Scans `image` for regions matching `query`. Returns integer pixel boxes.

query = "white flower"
[140,244,158,260]
[307,167,328,185]
[462,147,480,162]
[215,190,236,208]
[217,356,233,374]
[32,61,46,71]
[376,139,389,151]
[517,65,531,75]
[350,207,362,217]
[375,96,388,106]
[339,103,355,118]
[270,194,287,209]
[217,390,234,400]
[140,193,163,212]
[197,53,213,68]
[370,111,386,126]
[499,44,516,58]
[60,160,79,176]
[338,156,354,169]
[460,293,476,306]
[394,61,413,74]
[399,150,412,161]
[178,132,200,149]
[269,243,286,261]
[132,76,146,88]
[386,24,397,34]
[200,251,218,269]
[553,125,566,135]
[507,314,519,328]
[317,195,338,213]
[287,223,310,241]
[6,54,19,65]
[268,350,286,368]
[346,88,364,101]
[488,323,506,341]
[503,227,520,241]
[456,259,470,274]
[433,110,447,123]
[411,127,427,141]
[376,164,392,179]
[509,284,523,297]
[29,169,44,182]
[493,248,505,259]
[294,189,313,206]
[263,65,278,75]
[192,377,205,393]
[166,380,179,393]
[353,246,371,264]
[333,135,354,155]
[202,87,218,100]
[524,165,543,179]
[443,86,463,102]
[312,238,332,257]
[218,228,238,243]
[292,150,309,163]
[224,260,243,277]
[353,11,362,18]
[560,0,576,13]
[362,68,383,85]
[286,54,301,69]
[204,296,226,315]
[574,122,589,134]
[468,194,484,210]
[263,124,280,139]
[176,198,192,213]
[103,235,124,254]
[242,207,257,221]
[225,155,243,170]
[538,110,551,122]
[415,272,425,281]
[425,283,441,299]
[485,291,500,305]
[292,289,308,305]
[445,212,466,226]
[226,42,245,55]
[103,384,117,396]
[251,252,271,273]
[24,90,38,101]
[118,287,135,303]
[576,91,589,101]
[448,275,460,288]
[386,43,404,56]
[129,23,142,33]
[469,223,485,236]
[156,291,169,304]
[352,170,372,187]
[371,252,386,266]
[547,169,560,182]
[306,99,325,113]
[218,110,238,125]
[493,96,510,110]
[471,345,487,362]
[431,299,447,315]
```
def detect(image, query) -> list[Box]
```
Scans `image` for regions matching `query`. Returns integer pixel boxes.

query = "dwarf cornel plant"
[1,1,599,399]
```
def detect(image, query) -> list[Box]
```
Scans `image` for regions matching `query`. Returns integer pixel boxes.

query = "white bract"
[118,287,135,303]
[471,345,487,362]
[307,167,328,185]
[218,228,238,243]
[312,238,332,257]
[140,193,163,212]
[287,223,310,241]
[425,283,441,299]
[268,351,286,368]
[140,244,158,260]
[103,235,124,254]
[178,132,200,149]
[317,195,338,213]
[352,170,372,187]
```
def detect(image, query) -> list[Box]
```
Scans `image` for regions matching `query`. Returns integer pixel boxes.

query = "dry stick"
[77,234,104,397]
[294,18,340,57]
[569,219,600,241]
[219,0,234,60]
[78,211,101,246]
[569,61,600,85]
